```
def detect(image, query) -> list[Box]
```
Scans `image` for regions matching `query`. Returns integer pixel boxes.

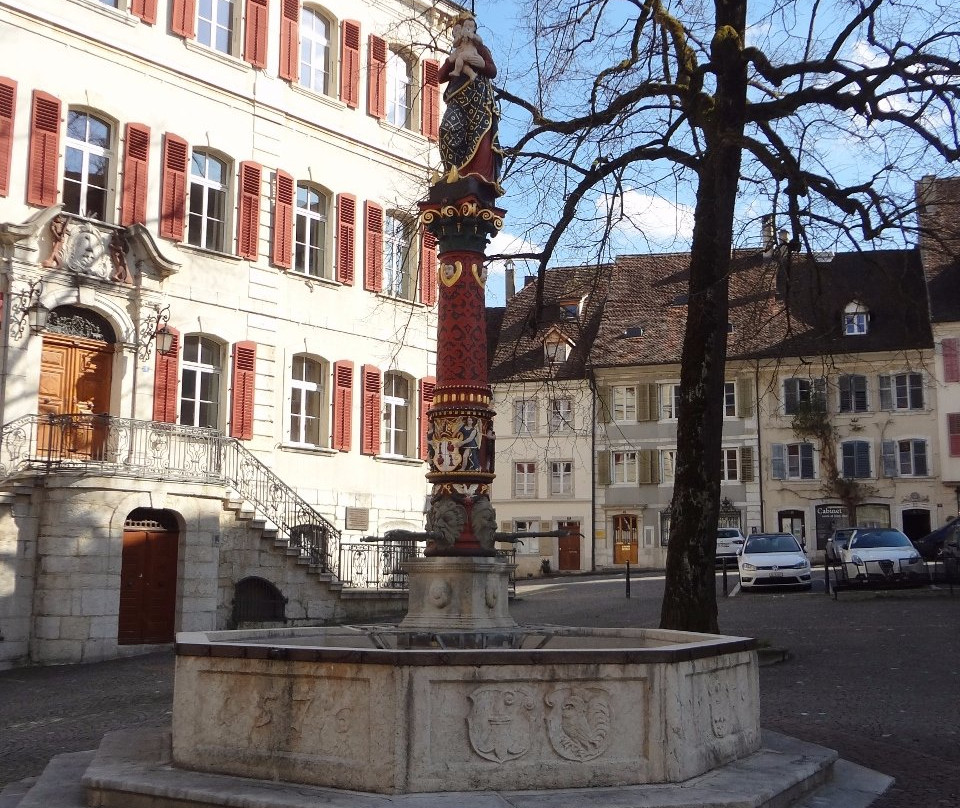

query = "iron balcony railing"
[0,413,341,576]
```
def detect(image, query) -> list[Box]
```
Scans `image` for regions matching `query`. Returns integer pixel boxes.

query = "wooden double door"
[118,525,179,645]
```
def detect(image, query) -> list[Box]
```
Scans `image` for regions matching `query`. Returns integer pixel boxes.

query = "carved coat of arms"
[544,686,612,761]
[466,686,535,763]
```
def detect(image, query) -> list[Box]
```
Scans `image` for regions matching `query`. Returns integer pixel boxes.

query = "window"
[838,374,868,413]
[289,355,324,446]
[513,398,536,435]
[383,214,413,299]
[385,51,412,128]
[949,414,960,457]
[723,382,737,417]
[721,448,739,482]
[841,440,872,478]
[560,301,579,320]
[294,183,327,277]
[771,442,816,480]
[783,377,825,415]
[612,451,638,484]
[188,151,228,250]
[514,462,536,498]
[63,110,111,220]
[381,372,410,456]
[884,439,928,477]
[299,8,330,94]
[612,386,636,422]
[658,510,671,546]
[180,335,221,428]
[879,373,924,411]
[513,519,540,553]
[197,0,234,53]
[660,449,677,483]
[843,301,869,335]
[544,339,568,365]
[660,383,681,420]
[550,461,573,496]
[549,398,573,432]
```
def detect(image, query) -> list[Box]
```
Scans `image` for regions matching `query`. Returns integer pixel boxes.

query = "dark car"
[913,520,960,561]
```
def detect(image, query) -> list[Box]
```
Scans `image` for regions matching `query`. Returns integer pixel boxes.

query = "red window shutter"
[419,229,438,306]
[159,133,188,240]
[945,338,960,384]
[340,20,361,108]
[271,170,294,268]
[120,123,151,226]
[230,341,257,440]
[0,78,16,198]
[336,193,356,285]
[363,201,383,292]
[27,91,60,207]
[332,360,354,452]
[131,0,158,24]
[171,0,196,38]
[278,0,300,82]
[950,414,960,457]
[418,376,435,461]
[152,326,181,423]
[236,161,262,260]
[367,35,387,119]
[360,364,382,456]
[243,0,269,68]
[421,59,440,141]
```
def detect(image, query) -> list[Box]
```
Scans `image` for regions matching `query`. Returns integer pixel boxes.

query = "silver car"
[738,532,812,590]
[840,528,924,581]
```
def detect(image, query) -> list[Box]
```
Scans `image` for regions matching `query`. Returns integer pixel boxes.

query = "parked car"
[840,527,924,581]
[912,519,960,561]
[825,527,856,562]
[716,527,746,563]
[738,532,812,590]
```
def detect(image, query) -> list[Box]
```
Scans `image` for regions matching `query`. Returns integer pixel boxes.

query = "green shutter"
[740,446,755,482]
[597,386,611,423]
[596,450,611,485]
[737,376,754,417]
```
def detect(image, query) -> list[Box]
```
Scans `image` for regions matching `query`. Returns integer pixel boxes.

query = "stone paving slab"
[793,760,894,808]
[14,751,92,808]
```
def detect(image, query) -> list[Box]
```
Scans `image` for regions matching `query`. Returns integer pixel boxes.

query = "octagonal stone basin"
[172,625,760,794]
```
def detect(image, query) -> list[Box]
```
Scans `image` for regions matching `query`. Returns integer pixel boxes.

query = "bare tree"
[495,0,960,631]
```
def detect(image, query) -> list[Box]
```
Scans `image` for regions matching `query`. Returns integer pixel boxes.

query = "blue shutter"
[838,375,851,412]
[856,441,871,478]
[800,444,815,479]
[772,443,786,480]
[915,441,928,476]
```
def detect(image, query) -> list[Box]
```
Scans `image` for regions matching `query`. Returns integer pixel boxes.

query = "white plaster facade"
[0,0,456,667]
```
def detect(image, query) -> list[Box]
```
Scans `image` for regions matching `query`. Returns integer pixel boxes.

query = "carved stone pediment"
[43,214,131,283]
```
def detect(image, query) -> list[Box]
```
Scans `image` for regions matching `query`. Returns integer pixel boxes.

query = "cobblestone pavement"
[1,572,958,808]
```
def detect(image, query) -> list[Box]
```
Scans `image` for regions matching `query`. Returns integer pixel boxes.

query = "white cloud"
[484,231,542,305]
[599,190,695,247]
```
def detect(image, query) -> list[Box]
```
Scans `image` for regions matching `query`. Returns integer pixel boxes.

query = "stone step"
[0,776,37,808]
[13,750,92,808]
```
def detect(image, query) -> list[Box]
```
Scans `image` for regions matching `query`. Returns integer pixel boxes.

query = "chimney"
[761,214,775,249]
[504,259,516,300]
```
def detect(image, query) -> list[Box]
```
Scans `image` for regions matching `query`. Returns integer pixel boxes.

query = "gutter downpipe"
[754,364,764,532]
[590,369,597,572]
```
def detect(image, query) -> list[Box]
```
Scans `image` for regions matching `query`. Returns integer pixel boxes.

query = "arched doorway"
[38,306,116,459]
[901,508,931,542]
[119,509,180,645]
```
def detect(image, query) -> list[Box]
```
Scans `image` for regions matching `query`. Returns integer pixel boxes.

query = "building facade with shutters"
[0,0,455,668]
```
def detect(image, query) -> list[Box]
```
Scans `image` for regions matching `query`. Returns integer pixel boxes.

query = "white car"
[738,532,812,590]
[716,527,746,562]
[840,528,924,582]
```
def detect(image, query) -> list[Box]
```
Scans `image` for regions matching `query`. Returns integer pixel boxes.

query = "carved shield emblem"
[467,686,535,763]
[545,686,611,761]
[707,675,738,739]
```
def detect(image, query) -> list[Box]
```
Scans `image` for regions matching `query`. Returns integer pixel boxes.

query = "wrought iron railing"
[0,413,341,574]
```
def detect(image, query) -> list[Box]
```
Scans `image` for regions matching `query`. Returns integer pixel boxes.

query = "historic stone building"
[0,0,457,667]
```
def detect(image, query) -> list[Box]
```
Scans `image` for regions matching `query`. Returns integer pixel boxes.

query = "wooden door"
[38,333,113,458]
[118,528,179,644]
[613,514,639,564]
[557,520,581,571]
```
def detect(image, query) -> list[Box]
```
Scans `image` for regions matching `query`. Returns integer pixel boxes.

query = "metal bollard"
[824,561,831,595]
[625,561,631,598]
[722,558,728,595]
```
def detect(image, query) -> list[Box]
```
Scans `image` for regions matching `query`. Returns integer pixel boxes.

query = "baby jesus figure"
[448,18,484,80]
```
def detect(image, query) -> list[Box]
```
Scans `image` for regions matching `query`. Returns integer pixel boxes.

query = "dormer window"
[545,340,568,364]
[844,301,869,335]
[559,296,585,320]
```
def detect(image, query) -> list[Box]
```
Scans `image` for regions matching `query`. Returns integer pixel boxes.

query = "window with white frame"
[513,398,536,434]
[783,377,826,415]
[838,374,868,413]
[383,214,413,299]
[771,442,816,480]
[289,355,324,446]
[720,448,739,482]
[197,0,235,54]
[879,372,924,411]
[612,386,636,422]
[660,449,677,483]
[612,451,638,484]
[841,440,872,478]
[63,110,111,220]
[544,339,568,365]
[549,397,573,432]
[513,462,537,498]
[294,183,327,278]
[386,50,412,128]
[513,519,540,554]
[550,460,573,496]
[660,383,681,420]
[723,381,737,417]
[884,439,928,477]
[843,301,869,335]
[299,8,331,94]
[180,335,222,429]
[381,372,410,456]
[188,151,228,251]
